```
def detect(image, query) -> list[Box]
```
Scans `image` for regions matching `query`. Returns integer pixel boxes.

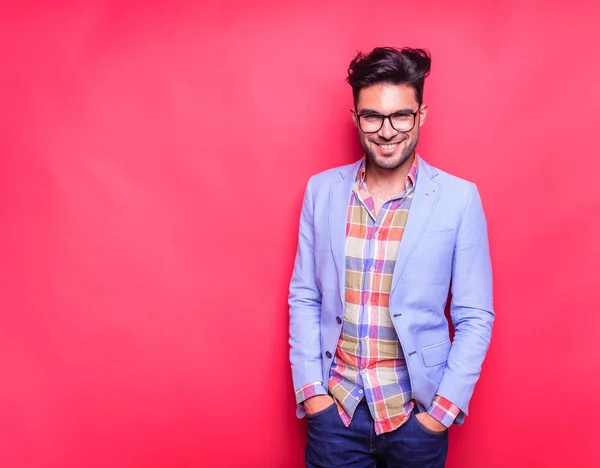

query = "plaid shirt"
[296,156,460,434]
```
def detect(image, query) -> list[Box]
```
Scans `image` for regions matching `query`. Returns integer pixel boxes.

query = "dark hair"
[346,47,431,107]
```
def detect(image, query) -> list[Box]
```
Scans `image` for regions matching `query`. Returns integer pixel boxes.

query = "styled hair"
[346,47,432,107]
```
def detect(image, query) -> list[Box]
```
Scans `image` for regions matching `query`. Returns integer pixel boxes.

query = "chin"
[371,150,406,170]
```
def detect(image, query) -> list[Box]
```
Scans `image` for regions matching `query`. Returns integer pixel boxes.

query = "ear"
[418,104,428,127]
[350,108,359,128]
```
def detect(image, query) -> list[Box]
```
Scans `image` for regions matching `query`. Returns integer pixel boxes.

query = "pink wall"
[1,1,599,466]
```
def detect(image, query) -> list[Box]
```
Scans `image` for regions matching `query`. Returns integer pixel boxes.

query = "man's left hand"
[415,412,448,433]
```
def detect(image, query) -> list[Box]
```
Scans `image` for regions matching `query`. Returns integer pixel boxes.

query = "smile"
[375,142,401,151]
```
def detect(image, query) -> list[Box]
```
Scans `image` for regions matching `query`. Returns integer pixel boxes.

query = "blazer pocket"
[420,229,455,243]
[421,340,451,367]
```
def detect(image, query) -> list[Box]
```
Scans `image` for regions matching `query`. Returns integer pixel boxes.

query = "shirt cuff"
[427,395,461,428]
[295,382,328,405]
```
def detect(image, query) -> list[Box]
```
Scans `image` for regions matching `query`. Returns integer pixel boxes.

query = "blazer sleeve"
[436,182,495,415]
[288,177,325,392]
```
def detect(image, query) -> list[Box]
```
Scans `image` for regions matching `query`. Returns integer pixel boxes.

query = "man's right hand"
[303,394,335,415]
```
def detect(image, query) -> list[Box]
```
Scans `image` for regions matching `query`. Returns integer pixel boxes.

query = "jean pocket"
[412,413,448,437]
[306,402,336,420]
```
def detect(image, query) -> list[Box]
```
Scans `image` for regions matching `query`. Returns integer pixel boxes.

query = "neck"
[365,152,416,191]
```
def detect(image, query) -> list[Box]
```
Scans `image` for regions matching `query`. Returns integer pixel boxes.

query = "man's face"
[352,83,428,171]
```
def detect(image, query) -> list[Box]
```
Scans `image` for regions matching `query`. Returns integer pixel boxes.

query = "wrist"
[303,394,334,415]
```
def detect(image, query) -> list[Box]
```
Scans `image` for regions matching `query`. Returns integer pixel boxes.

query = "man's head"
[347,47,431,171]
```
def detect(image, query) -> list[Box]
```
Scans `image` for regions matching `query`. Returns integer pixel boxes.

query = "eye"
[362,114,382,122]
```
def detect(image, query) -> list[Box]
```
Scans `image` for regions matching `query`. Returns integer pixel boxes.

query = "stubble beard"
[361,131,419,171]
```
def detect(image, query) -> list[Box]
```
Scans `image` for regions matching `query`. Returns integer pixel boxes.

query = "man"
[288,47,494,467]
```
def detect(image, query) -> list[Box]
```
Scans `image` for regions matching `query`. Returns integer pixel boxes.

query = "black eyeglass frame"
[355,107,421,134]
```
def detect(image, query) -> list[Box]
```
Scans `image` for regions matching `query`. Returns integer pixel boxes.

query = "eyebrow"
[358,107,416,115]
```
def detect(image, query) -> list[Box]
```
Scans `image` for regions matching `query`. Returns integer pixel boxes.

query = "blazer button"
[336,316,342,324]
[325,351,332,358]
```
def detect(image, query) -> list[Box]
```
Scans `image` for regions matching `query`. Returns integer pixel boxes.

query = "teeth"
[379,144,397,149]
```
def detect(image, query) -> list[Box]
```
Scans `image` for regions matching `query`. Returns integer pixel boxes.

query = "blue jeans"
[305,400,448,468]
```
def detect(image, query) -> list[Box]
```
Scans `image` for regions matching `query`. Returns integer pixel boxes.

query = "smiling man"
[288,47,494,467]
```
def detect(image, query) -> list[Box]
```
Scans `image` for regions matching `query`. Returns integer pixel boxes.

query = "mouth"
[374,141,403,153]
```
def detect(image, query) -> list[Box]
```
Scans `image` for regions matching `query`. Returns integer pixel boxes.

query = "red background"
[1,1,599,467]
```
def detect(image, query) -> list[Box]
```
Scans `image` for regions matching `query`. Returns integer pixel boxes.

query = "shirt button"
[325,351,332,358]
[365,337,369,341]
[336,316,342,324]
[370,267,375,272]
[355,396,360,401]
[375,232,380,237]
[359,390,363,394]
[367,302,371,306]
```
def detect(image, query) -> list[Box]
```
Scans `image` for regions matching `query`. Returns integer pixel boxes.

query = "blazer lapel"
[391,157,441,292]
[329,161,361,305]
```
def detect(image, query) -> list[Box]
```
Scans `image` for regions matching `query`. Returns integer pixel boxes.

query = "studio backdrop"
[1,1,599,467]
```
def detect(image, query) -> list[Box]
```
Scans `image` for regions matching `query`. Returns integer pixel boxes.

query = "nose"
[378,116,398,139]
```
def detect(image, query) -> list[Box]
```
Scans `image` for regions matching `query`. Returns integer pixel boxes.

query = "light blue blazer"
[288,156,494,424]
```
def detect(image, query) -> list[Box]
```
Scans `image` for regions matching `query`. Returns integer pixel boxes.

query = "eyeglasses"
[356,107,420,133]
